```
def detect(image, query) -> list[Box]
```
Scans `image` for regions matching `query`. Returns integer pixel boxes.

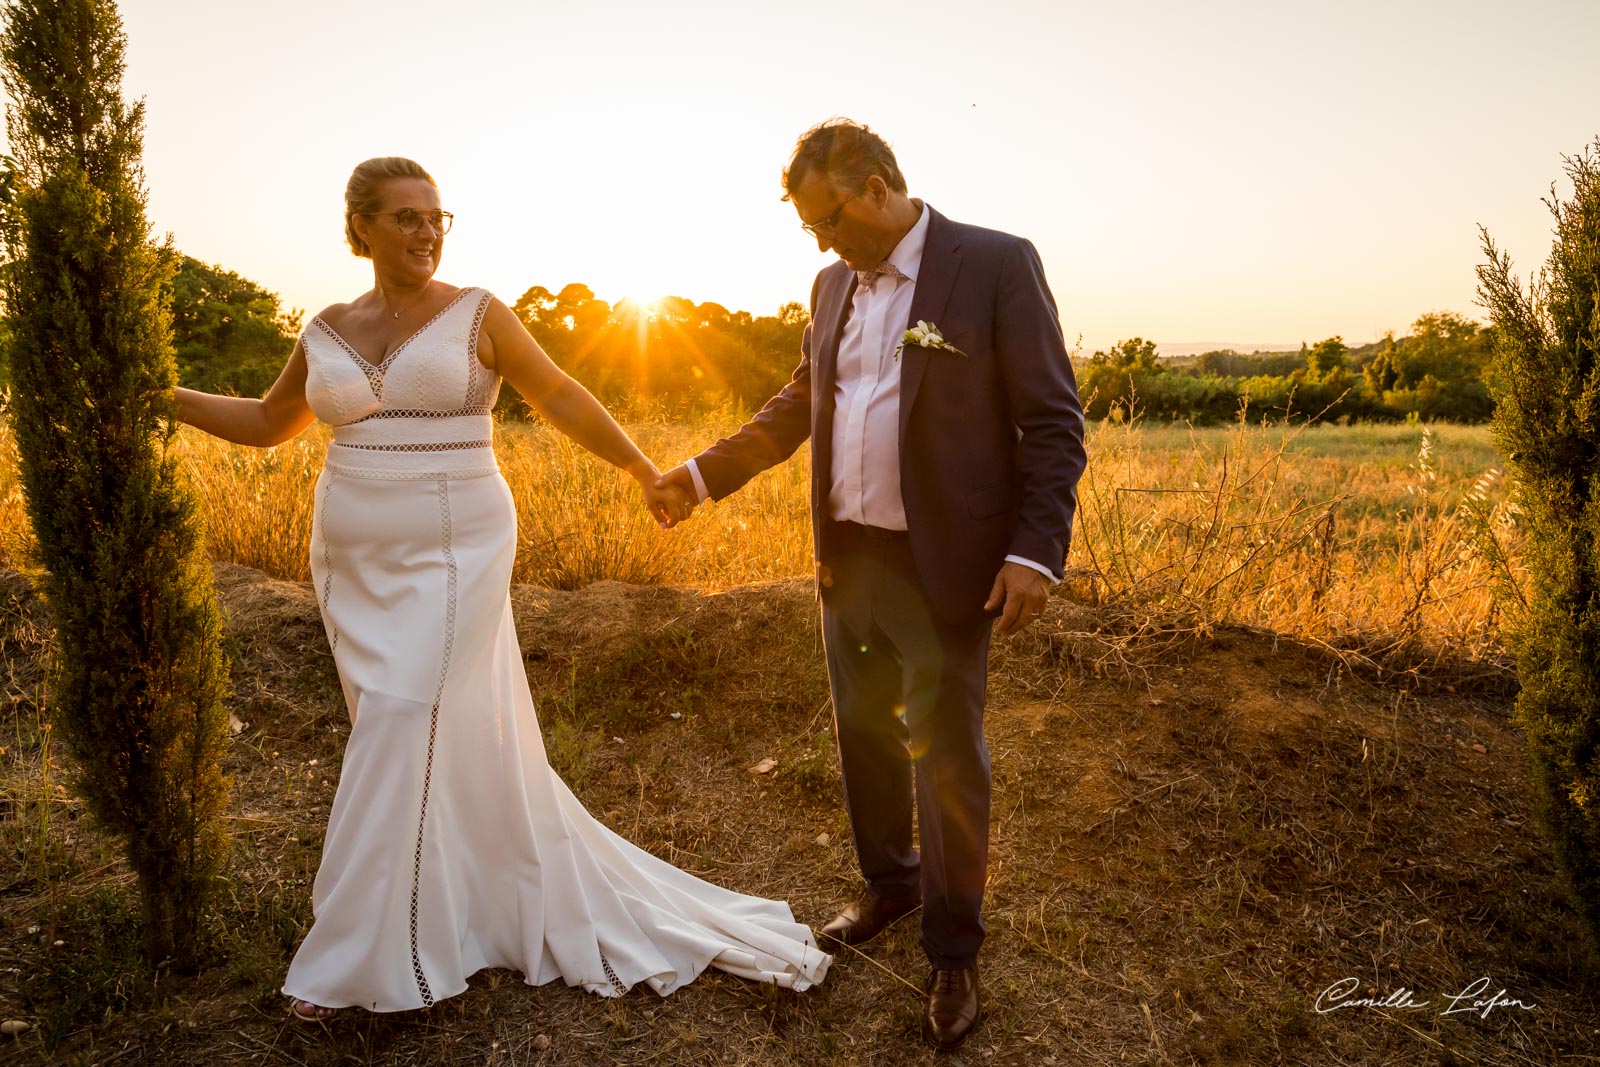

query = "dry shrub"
[171,428,324,582]
[1072,417,1519,677]
[500,422,718,589]
[519,415,815,589]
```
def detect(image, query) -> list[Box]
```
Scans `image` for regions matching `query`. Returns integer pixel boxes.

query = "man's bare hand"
[640,473,694,528]
[984,561,1050,637]
[653,465,700,528]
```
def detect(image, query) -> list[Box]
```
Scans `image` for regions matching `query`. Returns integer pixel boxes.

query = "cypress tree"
[1477,138,1600,946]
[0,0,230,967]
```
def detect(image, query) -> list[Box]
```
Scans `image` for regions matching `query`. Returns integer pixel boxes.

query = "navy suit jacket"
[693,206,1088,626]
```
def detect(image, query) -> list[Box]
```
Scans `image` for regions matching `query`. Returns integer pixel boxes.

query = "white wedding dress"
[281,287,829,1011]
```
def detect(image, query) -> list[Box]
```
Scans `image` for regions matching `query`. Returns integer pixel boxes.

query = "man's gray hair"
[782,118,907,200]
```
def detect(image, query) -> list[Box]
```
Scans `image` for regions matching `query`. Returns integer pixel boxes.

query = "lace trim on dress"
[336,440,493,452]
[409,478,460,1008]
[312,287,479,398]
[318,476,339,654]
[465,290,494,408]
[311,318,385,395]
[599,950,629,996]
[348,405,494,424]
[323,462,499,482]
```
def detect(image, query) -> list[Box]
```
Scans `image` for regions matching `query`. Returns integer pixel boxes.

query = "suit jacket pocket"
[966,480,1020,520]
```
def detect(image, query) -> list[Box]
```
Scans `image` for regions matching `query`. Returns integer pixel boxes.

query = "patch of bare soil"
[0,563,1595,1066]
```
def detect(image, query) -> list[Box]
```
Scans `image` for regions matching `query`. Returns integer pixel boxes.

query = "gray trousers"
[819,521,994,970]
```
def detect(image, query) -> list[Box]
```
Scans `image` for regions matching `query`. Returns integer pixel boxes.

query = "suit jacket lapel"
[810,266,855,515]
[814,267,854,396]
[899,207,962,441]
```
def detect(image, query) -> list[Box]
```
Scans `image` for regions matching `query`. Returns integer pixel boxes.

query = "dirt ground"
[1,563,1596,1065]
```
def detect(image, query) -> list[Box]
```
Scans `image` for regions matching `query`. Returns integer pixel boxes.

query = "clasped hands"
[636,463,698,529]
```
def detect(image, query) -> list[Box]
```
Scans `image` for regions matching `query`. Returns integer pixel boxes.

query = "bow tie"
[856,262,908,288]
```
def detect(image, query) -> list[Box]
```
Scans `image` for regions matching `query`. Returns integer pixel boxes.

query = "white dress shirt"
[687,204,1054,584]
[824,202,928,529]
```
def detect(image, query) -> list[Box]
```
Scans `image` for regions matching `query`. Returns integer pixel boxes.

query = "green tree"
[1363,312,1493,421]
[1195,348,1306,379]
[0,0,230,967]
[1078,337,1161,420]
[509,284,806,417]
[1194,348,1244,377]
[1099,336,1161,373]
[1305,336,1348,379]
[1477,138,1600,946]
[1363,332,1404,394]
[170,255,300,397]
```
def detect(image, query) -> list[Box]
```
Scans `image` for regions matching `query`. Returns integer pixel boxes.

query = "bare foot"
[290,998,337,1021]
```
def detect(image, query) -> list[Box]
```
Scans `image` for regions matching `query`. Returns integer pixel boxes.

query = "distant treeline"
[1,256,1495,427]
[1079,313,1495,425]
[509,284,806,416]
[169,256,305,399]
[119,262,809,418]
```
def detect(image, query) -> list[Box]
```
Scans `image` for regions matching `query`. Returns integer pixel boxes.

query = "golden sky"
[46,0,1600,351]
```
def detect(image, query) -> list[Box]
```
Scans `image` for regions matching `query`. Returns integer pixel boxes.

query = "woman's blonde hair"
[343,157,436,257]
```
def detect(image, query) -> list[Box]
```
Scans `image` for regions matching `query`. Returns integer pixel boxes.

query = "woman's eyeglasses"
[365,209,454,236]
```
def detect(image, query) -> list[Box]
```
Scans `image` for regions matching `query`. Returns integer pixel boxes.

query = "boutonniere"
[895,320,966,362]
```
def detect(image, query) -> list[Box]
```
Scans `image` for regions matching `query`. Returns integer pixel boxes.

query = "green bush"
[170,255,301,398]
[1,0,231,968]
[1477,137,1600,947]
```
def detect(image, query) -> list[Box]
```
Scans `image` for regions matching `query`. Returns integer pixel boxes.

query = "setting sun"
[617,295,662,318]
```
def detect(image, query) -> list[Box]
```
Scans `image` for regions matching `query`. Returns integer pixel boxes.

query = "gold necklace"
[382,286,429,320]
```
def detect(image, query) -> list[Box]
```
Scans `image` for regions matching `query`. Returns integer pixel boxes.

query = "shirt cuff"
[1005,555,1059,585]
[684,458,711,504]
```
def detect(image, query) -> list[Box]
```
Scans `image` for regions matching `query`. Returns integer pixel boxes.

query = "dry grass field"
[0,412,1523,673]
[3,413,1597,1065]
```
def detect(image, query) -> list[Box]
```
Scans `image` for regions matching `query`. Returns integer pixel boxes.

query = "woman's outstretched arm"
[479,297,690,525]
[174,340,316,447]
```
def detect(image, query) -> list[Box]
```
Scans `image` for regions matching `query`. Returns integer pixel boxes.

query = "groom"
[659,119,1086,1050]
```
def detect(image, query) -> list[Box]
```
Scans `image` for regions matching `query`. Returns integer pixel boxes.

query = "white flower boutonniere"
[895,320,966,362]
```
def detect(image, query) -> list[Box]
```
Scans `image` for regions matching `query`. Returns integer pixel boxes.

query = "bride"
[174,156,830,1018]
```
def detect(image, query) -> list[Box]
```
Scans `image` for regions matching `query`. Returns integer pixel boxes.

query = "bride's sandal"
[289,998,338,1022]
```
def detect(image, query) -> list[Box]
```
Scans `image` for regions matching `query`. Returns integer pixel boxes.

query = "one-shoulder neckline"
[311,286,478,375]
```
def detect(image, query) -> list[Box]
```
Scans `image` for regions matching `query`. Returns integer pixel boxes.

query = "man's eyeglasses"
[365,208,454,236]
[799,192,859,239]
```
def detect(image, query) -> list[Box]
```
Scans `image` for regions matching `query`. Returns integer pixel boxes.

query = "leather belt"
[832,519,909,542]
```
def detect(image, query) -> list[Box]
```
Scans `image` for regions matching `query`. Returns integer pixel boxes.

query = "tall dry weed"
[1072,418,1518,673]
[171,428,324,581]
[499,417,813,588]
[0,404,33,570]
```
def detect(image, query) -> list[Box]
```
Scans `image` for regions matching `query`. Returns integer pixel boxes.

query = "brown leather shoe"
[924,966,980,1050]
[818,889,920,946]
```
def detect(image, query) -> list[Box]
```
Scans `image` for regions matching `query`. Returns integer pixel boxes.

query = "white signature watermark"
[1315,977,1537,1020]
